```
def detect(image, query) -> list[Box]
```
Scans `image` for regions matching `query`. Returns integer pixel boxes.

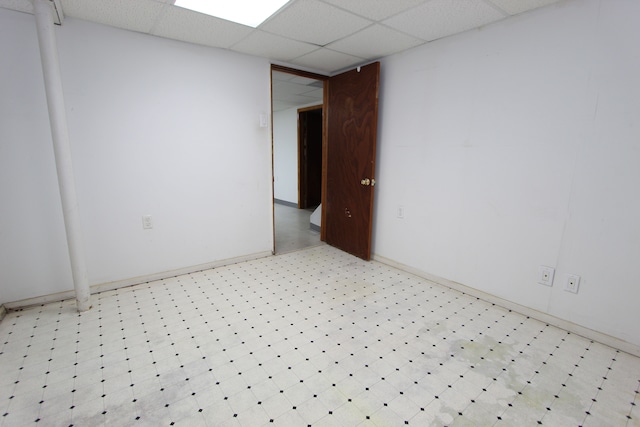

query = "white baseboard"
[5,249,637,358]
[3,251,273,311]
[373,253,640,358]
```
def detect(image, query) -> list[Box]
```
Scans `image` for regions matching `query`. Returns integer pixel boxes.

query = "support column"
[33,0,91,311]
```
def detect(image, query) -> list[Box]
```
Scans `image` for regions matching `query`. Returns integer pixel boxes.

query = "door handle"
[360,178,370,186]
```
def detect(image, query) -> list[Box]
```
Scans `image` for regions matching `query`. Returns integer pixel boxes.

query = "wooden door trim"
[271,64,328,82]
[298,105,322,113]
[321,82,328,241]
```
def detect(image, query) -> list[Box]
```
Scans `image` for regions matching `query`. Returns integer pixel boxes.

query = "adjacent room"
[272,70,323,254]
[1,0,639,425]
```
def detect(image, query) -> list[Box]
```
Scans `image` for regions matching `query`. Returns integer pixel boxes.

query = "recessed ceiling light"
[174,0,290,28]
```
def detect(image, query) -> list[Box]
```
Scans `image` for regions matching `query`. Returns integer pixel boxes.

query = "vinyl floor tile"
[1,245,639,426]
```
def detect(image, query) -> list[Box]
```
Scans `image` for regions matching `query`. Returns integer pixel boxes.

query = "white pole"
[33,0,91,311]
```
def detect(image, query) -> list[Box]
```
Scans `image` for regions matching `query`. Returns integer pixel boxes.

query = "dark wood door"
[323,62,380,260]
[298,107,323,209]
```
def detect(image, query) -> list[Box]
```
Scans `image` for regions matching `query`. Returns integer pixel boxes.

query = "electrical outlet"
[397,206,404,219]
[538,266,555,286]
[142,215,153,229]
[565,274,580,293]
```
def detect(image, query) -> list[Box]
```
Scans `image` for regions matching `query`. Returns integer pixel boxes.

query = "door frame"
[271,65,328,253]
[271,63,380,257]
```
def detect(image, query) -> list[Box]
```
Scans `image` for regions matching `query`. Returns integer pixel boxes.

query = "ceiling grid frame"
[1,0,565,75]
[1,0,564,108]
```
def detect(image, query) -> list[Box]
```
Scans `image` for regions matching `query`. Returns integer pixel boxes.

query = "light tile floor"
[1,245,639,426]
[274,203,321,254]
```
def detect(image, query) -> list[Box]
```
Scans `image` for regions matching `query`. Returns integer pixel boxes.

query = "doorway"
[271,62,380,259]
[271,68,325,254]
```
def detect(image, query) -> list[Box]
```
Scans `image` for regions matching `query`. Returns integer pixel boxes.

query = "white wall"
[3,0,638,349]
[0,10,273,303]
[273,108,298,204]
[0,9,72,303]
[374,0,640,347]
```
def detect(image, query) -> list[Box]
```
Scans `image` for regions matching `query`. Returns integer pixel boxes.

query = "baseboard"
[274,199,298,208]
[7,249,637,357]
[3,251,273,311]
[310,223,320,232]
[373,253,640,358]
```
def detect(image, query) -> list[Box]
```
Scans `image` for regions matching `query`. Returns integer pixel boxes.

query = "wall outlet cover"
[565,274,580,293]
[538,266,555,286]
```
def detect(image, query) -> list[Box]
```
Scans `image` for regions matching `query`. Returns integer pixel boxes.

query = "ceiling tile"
[232,30,318,62]
[8,0,562,76]
[272,80,318,97]
[270,72,324,112]
[1,0,63,25]
[320,0,426,21]
[260,0,372,46]
[60,0,166,33]
[273,100,305,111]
[290,48,364,74]
[272,69,321,111]
[0,0,32,14]
[290,75,322,85]
[327,24,424,60]
[272,71,297,82]
[488,0,559,15]
[383,0,507,42]
[152,6,253,49]
[276,91,321,103]
[304,88,323,98]
[279,93,320,104]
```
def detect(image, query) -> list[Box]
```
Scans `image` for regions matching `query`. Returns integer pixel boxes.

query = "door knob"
[360,178,370,186]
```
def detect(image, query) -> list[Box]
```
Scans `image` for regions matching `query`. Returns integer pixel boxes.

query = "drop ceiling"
[272,71,324,112]
[1,0,562,111]
[3,0,562,75]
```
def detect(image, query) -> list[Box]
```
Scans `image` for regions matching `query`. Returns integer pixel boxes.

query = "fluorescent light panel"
[174,0,290,28]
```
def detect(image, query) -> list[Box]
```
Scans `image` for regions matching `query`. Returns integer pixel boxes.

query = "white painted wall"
[374,0,640,347]
[0,9,73,304]
[0,11,273,303]
[273,108,298,204]
[2,0,638,350]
